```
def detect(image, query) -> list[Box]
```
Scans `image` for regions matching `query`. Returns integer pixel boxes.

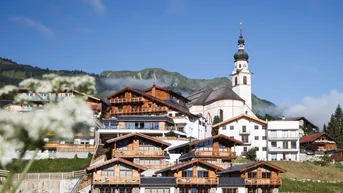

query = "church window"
[230,125,234,130]
[235,77,238,85]
[243,76,247,85]
[219,109,223,121]
[239,64,241,68]
[245,111,248,115]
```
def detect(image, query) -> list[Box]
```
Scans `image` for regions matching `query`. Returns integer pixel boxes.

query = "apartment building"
[212,114,268,161]
[267,120,300,161]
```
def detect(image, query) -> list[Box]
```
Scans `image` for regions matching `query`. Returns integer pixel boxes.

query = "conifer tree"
[211,115,222,136]
[326,105,343,148]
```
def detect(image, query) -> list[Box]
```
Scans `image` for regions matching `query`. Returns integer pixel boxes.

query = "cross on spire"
[239,21,243,37]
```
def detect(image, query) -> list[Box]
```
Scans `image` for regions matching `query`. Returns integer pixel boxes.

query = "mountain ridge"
[0,57,275,112]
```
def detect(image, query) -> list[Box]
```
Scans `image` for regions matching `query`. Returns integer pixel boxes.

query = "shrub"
[313,155,331,166]
[245,147,258,161]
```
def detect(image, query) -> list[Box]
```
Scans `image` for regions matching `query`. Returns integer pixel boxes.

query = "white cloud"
[84,0,106,15]
[283,90,343,128]
[9,16,54,38]
[254,90,343,129]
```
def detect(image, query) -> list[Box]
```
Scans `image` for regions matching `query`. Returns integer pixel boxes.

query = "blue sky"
[0,0,342,107]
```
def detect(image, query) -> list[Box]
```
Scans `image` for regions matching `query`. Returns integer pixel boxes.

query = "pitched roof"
[72,90,107,105]
[218,161,286,175]
[140,177,176,186]
[187,84,244,107]
[282,116,318,128]
[86,157,147,172]
[155,159,224,174]
[212,114,267,129]
[104,132,171,148]
[168,134,243,152]
[0,100,13,108]
[300,132,335,143]
[145,86,190,102]
[106,87,195,117]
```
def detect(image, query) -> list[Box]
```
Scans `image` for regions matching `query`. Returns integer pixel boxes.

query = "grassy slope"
[271,161,343,193]
[271,161,343,181]
[280,179,343,193]
[1,158,91,173]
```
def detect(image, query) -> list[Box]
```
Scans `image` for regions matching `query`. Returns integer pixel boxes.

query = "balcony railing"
[176,177,218,185]
[268,147,298,152]
[43,143,95,152]
[268,136,298,140]
[239,129,250,134]
[110,107,168,115]
[112,149,164,157]
[194,151,237,158]
[110,97,145,103]
[93,177,140,185]
[133,163,174,169]
[245,178,282,186]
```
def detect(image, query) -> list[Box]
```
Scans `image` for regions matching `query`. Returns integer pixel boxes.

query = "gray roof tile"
[187,84,244,107]
[218,177,245,186]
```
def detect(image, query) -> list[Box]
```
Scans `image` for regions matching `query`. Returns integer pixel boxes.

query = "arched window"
[219,109,223,121]
[239,64,241,68]
[235,77,238,85]
[208,113,212,124]
[243,76,247,85]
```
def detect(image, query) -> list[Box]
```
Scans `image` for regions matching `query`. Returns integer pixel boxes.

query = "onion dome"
[233,27,249,61]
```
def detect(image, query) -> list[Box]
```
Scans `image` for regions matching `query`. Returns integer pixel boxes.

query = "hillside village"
[1,29,343,193]
[0,29,343,193]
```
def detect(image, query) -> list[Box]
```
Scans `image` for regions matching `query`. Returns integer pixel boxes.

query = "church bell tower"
[231,24,252,110]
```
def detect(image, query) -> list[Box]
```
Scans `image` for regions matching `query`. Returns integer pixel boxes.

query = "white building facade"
[213,114,268,161]
[267,120,300,161]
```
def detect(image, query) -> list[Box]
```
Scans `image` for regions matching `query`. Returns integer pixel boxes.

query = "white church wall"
[190,100,252,124]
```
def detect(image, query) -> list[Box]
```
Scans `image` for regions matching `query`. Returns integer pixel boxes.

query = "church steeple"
[231,22,252,111]
[234,23,249,62]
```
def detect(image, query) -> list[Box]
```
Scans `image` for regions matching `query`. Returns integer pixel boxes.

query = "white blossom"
[0,136,23,166]
[0,85,17,96]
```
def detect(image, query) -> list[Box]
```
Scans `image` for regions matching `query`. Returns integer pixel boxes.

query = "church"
[187,27,268,160]
[188,27,255,122]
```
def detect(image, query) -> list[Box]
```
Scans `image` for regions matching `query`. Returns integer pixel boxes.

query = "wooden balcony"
[113,149,165,157]
[176,177,218,185]
[194,151,237,158]
[110,97,145,103]
[43,143,95,152]
[93,176,140,185]
[245,178,282,186]
[110,107,168,115]
[138,163,174,169]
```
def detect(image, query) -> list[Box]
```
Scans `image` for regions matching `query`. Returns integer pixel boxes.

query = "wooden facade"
[87,158,147,186]
[219,161,286,187]
[333,149,343,162]
[155,159,223,186]
[169,134,243,161]
[106,86,192,118]
[300,132,337,152]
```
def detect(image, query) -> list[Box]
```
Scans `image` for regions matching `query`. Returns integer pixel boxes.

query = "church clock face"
[243,64,246,67]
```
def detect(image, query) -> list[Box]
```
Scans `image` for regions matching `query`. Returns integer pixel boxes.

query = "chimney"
[152,83,156,97]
